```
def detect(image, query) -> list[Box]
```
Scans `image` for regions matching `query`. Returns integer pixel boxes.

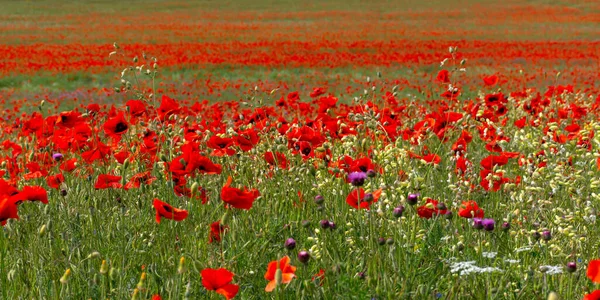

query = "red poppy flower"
[436,70,450,83]
[312,269,325,286]
[201,268,239,300]
[12,186,49,204]
[94,174,122,189]
[152,198,188,224]
[0,196,20,226]
[207,135,235,156]
[46,173,65,189]
[157,95,180,121]
[264,151,288,169]
[220,176,259,210]
[588,259,600,283]
[103,112,129,139]
[265,256,296,292]
[483,74,499,87]
[209,220,228,243]
[309,87,326,98]
[480,155,509,170]
[151,295,162,300]
[585,290,600,300]
[417,198,448,219]
[458,200,484,218]
[125,171,157,190]
[234,128,259,152]
[345,188,382,210]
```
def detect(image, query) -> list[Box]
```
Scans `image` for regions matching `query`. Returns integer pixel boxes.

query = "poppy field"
[2,0,600,299]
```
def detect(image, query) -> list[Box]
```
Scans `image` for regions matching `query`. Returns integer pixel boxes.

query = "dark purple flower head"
[566,262,577,273]
[320,219,330,229]
[407,193,419,205]
[314,195,324,204]
[393,206,405,218]
[52,153,64,161]
[328,221,337,230]
[363,193,374,202]
[348,172,367,186]
[542,230,552,241]
[472,218,484,230]
[366,169,377,178]
[482,218,495,231]
[501,222,510,231]
[284,238,296,250]
[298,251,310,264]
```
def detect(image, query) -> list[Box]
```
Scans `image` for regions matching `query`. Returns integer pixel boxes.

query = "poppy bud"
[407,193,419,205]
[320,220,330,229]
[100,260,108,274]
[566,262,576,273]
[298,251,311,264]
[542,230,552,241]
[275,269,283,287]
[314,195,324,204]
[284,238,296,250]
[60,268,71,284]
[39,224,47,236]
[392,206,404,218]
[177,256,186,274]
[109,267,119,280]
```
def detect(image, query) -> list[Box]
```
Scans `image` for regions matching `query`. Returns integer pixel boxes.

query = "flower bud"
[320,220,330,229]
[542,230,552,241]
[298,251,311,264]
[407,193,419,205]
[392,206,404,218]
[284,238,296,250]
[314,195,324,205]
[566,262,577,273]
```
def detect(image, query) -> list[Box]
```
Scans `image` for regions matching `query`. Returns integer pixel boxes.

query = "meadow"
[2,0,600,299]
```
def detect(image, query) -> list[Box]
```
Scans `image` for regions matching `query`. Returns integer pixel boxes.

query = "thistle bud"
[566,262,577,273]
[298,251,311,264]
[284,238,296,250]
[407,193,419,205]
[392,206,404,218]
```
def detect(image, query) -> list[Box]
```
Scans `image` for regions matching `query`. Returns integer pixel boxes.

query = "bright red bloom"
[201,268,239,300]
[152,198,188,224]
[436,70,450,83]
[265,256,296,292]
[103,113,129,139]
[417,198,448,219]
[234,128,259,152]
[13,186,49,204]
[585,290,600,300]
[588,259,600,283]
[264,151,288,169]
[310,87,326,98]
[457,200,484,218]
[0,196,20,226]
[209,220,228,243]
[207,135,236,156]
[220,176,260,210]
[157,95,180,121]
[46,173,65,189]
[94,174,122,189]
[345,188,382,210]
[151,295,162,300]
[483,74,499,87]
[312,269,325,286]
[480,155,509,170]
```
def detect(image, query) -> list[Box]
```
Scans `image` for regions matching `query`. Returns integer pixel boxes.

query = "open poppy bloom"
[457,200,484,218]
[11,186,49,204]
[585,290,600,300]
[417,198,448,219]
[345,188,382,210]
[209,220,228,243]
[265,256,296,292]
[220,176,260,210]
[94,174,123,189]
[0,196,20,226]
[103,112,129,139]
[587,259,600,283]
[153,199,188,224]
[201,268,239,300]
